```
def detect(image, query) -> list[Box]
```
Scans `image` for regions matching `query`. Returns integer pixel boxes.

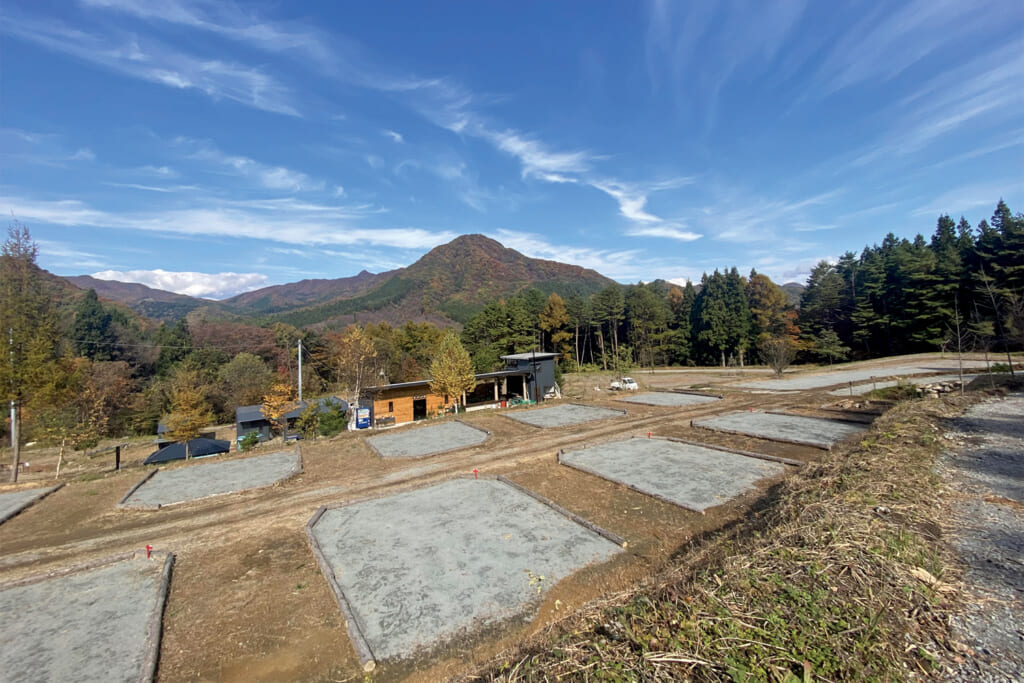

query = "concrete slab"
[734,361,988,391]
[502,403,625,429]
[0,552,173,683]
[308,478,622,664]
[693,412,868,449]
[0,484,62,525]
[559,438,785,512]
[119,450,300,509]
[366,421,489,458]
[616,392,721,407]
[827,373,979,396]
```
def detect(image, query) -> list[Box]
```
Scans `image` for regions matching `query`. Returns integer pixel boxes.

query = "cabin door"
[413,398,427,420]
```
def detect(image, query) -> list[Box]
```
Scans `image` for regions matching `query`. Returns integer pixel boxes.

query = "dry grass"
[463,395,985,682]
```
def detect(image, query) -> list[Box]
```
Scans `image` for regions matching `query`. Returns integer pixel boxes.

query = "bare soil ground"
[0,353,1007,682]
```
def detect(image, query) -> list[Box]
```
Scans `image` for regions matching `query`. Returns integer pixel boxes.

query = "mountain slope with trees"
[259,234,616,328]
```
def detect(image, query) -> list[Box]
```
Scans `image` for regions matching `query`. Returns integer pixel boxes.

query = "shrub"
[319,403,348,437]
[238,432,260,452]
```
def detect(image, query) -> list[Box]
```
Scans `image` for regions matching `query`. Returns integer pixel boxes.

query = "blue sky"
[2,1,1022,299]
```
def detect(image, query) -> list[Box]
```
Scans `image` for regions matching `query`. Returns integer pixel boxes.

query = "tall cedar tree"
[72,289,117,361]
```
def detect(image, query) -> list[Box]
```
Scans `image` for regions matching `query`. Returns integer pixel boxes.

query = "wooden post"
[115,445,121,471]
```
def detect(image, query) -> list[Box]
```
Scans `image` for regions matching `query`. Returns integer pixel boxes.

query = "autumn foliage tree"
[326,325,377,399]
[429,330,476,410]
[261,382,295,437]
[164,368,213,457]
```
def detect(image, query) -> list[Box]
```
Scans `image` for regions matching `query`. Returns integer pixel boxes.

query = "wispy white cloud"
[91,268,268,299]
[644,0,807,120]
[910,180,1023,218]
[813,0,1006,95]
[104,182,201,193]
[626,225,702,242]
[35,238,109,270]
[0,11,300,115]
[185,141,324,192]
[491,228,642,279]
[686,187,841,245]
[139,165,178,178]
[396,156,514,212]
[69,148,96,161]
[4,194,456,250]
[485,129,594,180]
[80,0,334,64]
[382,129,404,144]
[842,42,1024,171]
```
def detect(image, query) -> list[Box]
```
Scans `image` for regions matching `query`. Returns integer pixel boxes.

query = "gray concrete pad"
[0,484,61,524]
[616,392,721,407]
[0,553,172,682]
[503,403,625,428]
[734,361,988,391]
[827,373,979,396]
[366,421,489,458]
[693,412,868,449]
[119,450,300,509]
[560,438,784,512]
[309,478,622,663]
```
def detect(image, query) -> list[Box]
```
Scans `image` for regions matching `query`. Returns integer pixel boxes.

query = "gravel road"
[943,392,1024,682]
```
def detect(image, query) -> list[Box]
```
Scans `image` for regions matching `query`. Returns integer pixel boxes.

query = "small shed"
[501,352,561,401]
[235,396,348,442]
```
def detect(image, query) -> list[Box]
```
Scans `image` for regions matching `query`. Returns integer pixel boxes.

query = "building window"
[388,401,394,413]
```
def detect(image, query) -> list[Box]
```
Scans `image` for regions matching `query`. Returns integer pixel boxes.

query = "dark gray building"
[501,352,560,402]
[235,396,348,442]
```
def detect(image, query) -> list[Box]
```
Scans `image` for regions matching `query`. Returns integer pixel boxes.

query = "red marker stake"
[145,545,153,559]
[473,469,479,480]
[648,432,651,439]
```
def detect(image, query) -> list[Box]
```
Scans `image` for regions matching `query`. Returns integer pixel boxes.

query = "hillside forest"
[1,200,1021,456]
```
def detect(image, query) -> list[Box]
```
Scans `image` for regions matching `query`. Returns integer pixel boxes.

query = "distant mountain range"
[62,235,808,328]
[63,234,617,327]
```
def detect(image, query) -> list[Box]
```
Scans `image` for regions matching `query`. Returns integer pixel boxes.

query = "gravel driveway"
[942,392,1024,682]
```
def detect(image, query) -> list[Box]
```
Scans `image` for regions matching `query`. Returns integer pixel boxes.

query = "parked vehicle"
[609,377,639,391]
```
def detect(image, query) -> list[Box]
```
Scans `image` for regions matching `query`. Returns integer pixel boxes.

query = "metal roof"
[235,396,347,423]
[364,370,529,394]
[501,352,561,361]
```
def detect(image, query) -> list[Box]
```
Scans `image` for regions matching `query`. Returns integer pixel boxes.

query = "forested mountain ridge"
[251,234,616,328]
[222,269,392,316]
[66,275,214,322]
[64,234,615,328]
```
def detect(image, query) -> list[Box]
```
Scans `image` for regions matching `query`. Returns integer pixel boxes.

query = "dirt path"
[943,392,1024,682]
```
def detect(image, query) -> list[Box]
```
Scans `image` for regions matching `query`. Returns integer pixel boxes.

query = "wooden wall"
[371,385,449,425]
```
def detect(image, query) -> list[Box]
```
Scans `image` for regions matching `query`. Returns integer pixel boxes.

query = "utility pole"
[9,328,19,483]
[297,339,303,403]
